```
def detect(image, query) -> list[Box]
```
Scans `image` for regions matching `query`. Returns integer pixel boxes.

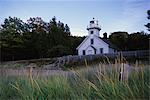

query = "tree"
[69,36,85,54]
[0,16,75,61]
[0,17,27,60]
[109,31,128,50]
[127,31,149,50]
[47,45,71,57]
[65,24,70,36]
[47,17,72,57]
[26,17,49,58]
[145,10,150,31]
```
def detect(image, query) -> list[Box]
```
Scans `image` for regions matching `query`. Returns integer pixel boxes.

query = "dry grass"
[0,56,149,100]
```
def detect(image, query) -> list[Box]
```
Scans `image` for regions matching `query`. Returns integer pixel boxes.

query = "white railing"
[87,24,101,29]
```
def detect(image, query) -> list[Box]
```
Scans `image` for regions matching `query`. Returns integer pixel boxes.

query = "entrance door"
[88,50,93,55]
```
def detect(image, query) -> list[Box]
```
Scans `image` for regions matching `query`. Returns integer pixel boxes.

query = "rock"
[42,64,61,70]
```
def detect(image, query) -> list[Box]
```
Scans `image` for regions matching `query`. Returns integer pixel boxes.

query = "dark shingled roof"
[100,38,119,50]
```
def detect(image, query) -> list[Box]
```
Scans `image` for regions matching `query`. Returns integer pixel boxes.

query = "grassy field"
[0,59,149,100]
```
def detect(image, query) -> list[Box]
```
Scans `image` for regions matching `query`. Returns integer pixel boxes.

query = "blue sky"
[0,0,150,36]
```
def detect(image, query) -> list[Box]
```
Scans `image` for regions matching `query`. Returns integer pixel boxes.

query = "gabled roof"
[76,34,109,50]
[76,36,89,50]
[76,34,119,50]
[85,45,96,51]
[100,38,119,50]
[94,35,108,46]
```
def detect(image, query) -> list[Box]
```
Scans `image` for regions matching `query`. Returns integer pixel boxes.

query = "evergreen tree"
[0,17,27,60]
[145,10,150,31]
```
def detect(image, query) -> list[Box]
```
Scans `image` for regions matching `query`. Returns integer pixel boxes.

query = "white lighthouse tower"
[87,18,101,37]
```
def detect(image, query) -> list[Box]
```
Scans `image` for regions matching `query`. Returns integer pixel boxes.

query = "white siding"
[93,37,109,54]
[109,48,115,53]
[88,29,99,37]
[77,19,115,56]
[77,35,109,55]
[86,46,95,55]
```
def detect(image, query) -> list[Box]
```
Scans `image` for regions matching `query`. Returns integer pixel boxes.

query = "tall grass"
[0,60,149,100]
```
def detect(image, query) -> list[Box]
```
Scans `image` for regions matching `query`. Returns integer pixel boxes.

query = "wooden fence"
[1,50,149,68]
[55,50,149,66]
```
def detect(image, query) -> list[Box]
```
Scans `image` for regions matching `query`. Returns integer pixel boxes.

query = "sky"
[0,0,150,37]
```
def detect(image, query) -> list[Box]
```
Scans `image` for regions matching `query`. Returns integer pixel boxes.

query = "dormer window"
[91,31,93,34]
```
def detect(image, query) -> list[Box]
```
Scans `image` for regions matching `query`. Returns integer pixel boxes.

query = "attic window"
[91,31,93,34]
[91,39,94,44]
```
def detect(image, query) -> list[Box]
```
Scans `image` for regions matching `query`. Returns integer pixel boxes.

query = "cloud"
[109,0,149,33]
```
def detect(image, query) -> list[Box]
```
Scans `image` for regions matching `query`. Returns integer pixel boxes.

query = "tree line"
[0,16,84,61]
[108,31,149,51]
[109,10,149,51]
[0,10,149,61]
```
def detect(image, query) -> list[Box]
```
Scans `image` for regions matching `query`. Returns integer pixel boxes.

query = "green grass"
[0,63,149,100]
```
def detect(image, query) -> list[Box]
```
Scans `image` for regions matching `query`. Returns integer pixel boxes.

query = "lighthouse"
[76,18,117,55]
[87,18,101,37]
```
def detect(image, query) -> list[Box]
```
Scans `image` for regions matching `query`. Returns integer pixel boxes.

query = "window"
[83,50,85,55]
[91,31,93,34]
[100,48,103,54]
[94,49,96,54]
[91,39,94,44]
[90,21,94,23]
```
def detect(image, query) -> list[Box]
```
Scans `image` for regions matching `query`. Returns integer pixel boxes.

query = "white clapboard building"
[76,18,118,56]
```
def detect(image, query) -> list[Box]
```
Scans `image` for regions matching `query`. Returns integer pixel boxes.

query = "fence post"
[135,51,137,57]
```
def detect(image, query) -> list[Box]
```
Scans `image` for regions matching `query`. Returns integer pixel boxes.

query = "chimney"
[103,32,107,39]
